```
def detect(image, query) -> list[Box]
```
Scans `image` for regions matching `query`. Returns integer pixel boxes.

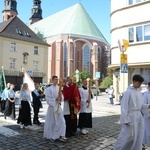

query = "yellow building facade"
[0,16,49,90]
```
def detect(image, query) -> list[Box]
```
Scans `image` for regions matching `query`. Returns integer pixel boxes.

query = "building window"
[34,46,38,55]
[136,26,143,42]
[10,58,16,69]
[33,61,39,70]
[129,24,150,43]
[129,28,134,42]
[128,0,145,5]
[128,0,133,5]
[98,47,101,58]
[63,42,68,78]
[72,43,74,72]
[83,44,90,72]
[144,25,150,41]
[10,42,16,51]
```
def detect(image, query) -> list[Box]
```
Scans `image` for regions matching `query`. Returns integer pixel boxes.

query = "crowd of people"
[0,76,93,143]
[1,74,150,149]
[0,82,44,128]
[43,76,93,142]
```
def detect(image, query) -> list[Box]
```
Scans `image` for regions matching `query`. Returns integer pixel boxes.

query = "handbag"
[113,94,115,98]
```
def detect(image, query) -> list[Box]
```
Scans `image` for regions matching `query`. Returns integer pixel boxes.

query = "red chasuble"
[63,83,81,112]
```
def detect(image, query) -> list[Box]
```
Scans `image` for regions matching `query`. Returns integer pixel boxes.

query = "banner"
[0,66,6,96]
[23,70,35,91]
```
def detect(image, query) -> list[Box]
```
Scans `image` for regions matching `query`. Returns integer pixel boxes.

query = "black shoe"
[37,122,41,125]
[70,131,76,136]
[66,133,71,138]
[33,121,38,124]
[4,115,6,119]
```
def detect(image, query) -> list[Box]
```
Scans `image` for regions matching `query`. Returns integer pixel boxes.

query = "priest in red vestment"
[63,77,81,137]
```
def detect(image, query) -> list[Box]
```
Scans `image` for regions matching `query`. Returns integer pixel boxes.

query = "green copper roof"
[30,3,108,43]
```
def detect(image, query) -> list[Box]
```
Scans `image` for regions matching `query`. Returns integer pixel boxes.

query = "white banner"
[24,71,35,91]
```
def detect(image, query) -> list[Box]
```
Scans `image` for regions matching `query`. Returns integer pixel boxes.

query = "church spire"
[30,0,43,25]
[2,0,18,21]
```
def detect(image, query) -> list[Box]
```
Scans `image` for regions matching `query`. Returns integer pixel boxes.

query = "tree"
[72,71,91,86]
[100,76,113,88]
[100,69,113,88]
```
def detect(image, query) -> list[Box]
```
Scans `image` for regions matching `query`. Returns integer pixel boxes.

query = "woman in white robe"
[143,82,150,147]
[43,76,67,142]
[114,75,150,150]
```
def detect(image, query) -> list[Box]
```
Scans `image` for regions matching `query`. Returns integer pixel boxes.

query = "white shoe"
[50,139,55,142]
[80,129,87,135]
[20,125,24,129]
[59,136,68,142]
[84,129,89,134]
[24,126,29,129]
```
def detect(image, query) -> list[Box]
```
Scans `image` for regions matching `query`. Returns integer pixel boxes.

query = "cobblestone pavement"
[0,93,148,150]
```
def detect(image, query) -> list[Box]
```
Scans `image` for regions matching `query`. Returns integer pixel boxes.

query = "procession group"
[1,74,150,149]
[0,76,93,143]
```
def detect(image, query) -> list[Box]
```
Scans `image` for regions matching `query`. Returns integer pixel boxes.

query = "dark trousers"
[4,99,16,119]
[33,106,40,123]
[109,98,114,105]
[64,115,77,136]
[1,100,6,113]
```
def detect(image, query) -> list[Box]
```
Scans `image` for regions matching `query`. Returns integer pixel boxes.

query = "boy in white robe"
[78,78,93,135]
[114,74,150,150]
[43,76,67,142]
[143,82,150,147]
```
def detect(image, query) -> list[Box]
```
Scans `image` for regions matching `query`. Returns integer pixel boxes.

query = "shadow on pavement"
[0,114,121,150]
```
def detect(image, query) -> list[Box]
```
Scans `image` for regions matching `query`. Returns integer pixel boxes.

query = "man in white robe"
[43,76,67,142]
[78,78,93,135]
[143,82,150,147]
[114,75,150,150]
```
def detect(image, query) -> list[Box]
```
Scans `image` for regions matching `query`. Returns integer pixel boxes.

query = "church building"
[29,1,110,81]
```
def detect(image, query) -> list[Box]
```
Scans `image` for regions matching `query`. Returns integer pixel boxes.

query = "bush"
[100,76,113,88]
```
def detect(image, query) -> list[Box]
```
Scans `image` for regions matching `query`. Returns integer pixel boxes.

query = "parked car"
[91,86,100,96]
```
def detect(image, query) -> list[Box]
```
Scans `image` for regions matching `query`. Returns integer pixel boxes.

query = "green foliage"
[72,71,91,87]
[100,76,113,88]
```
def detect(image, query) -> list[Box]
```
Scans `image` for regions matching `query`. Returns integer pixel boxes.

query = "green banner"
[0,67,6,97]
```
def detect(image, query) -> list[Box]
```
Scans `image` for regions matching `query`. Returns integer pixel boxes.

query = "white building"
[110,0,150,100]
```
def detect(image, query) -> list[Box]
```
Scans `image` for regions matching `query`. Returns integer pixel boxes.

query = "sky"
[0,0,111,43]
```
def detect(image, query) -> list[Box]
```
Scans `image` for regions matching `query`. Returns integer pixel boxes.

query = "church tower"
[2,0,18,21]
[30,0,43,25]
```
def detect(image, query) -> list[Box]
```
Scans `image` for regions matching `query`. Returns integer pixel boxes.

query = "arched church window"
[63,42,68,78]
[71,43,74,72]
[83,44,90,72]
[98,47,101,58]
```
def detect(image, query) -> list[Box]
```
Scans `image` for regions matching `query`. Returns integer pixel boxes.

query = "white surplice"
[79,87,92,113]
[114,86,150,150]
[43,85,66,140]
[143,90,150,147]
